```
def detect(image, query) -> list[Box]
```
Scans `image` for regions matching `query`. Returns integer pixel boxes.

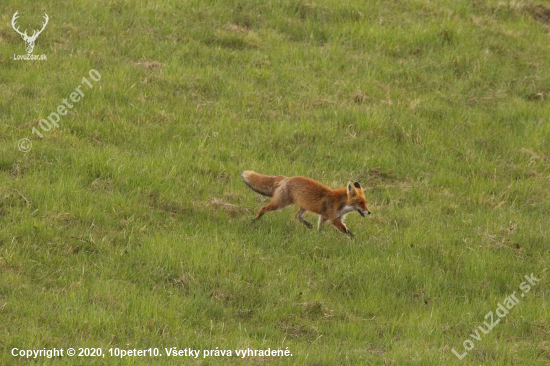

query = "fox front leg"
[331,218,354,238]
[318,216,328,230]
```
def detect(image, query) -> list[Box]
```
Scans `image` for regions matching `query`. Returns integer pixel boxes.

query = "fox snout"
[357,209,371,217]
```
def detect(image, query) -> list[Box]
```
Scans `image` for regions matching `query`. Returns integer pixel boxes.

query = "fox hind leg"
[295,209,313,229]
[254,202,279,221]
[253,191,291,221]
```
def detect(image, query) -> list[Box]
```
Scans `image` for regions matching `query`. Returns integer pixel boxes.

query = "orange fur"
[241,171,371,237]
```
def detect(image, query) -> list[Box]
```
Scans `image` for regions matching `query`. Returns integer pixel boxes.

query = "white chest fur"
[338,205,356,222]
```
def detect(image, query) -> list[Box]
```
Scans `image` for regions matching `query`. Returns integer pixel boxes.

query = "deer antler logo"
[12,11,49,54]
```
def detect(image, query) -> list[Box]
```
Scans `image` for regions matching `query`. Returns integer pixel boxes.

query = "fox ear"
[347,182,356,197]
[354,182,362,190]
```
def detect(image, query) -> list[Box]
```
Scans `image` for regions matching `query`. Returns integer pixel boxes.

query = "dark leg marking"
[295,209,313,229]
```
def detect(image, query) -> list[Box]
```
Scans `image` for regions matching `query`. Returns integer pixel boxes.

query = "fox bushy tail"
[241,171,285,197]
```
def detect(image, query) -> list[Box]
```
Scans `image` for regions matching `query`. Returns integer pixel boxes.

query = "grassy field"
[1,0,549,364]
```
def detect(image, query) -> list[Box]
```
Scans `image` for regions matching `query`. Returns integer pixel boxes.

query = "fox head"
[347,182,371,217]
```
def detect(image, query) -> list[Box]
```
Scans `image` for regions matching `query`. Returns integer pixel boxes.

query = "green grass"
[1,0,549,364]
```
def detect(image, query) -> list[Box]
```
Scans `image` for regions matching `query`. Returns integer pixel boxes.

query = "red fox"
[241,171,370,237]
